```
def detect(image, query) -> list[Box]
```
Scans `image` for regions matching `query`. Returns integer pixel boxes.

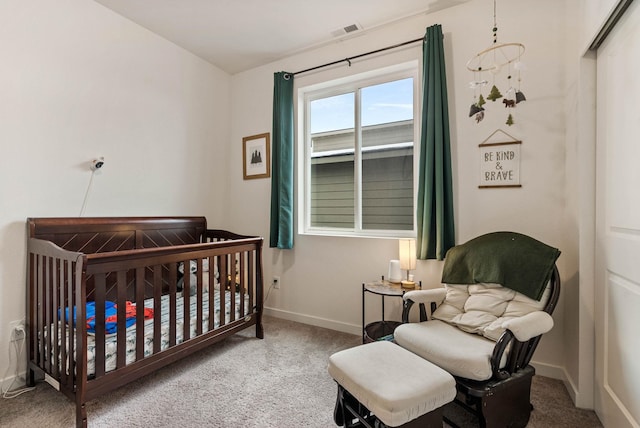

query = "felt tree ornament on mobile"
[487,85,503,101]
[506,113,514,126]
[477,94,486,107]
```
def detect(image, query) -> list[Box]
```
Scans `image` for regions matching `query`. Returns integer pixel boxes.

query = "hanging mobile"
[466,0,526,122]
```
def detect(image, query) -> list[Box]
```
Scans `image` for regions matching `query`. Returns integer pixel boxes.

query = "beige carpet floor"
[0,316,602,428]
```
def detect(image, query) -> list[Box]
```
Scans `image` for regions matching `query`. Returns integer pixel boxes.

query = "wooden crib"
[25,217,264,428]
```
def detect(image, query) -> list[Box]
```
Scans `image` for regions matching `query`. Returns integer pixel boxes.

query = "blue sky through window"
[310,77,413,134]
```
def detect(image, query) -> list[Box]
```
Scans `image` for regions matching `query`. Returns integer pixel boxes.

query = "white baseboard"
[530,360,566,381]
[1,373,27,393]
[557,366,595,409]
[263,307,361,337]
[520,361,590,409]
[561,368,580,404]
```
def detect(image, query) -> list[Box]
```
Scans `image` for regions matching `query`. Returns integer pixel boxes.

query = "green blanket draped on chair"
[441,232,560,301]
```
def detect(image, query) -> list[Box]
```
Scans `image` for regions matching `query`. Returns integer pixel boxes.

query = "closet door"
[594,1,640,427]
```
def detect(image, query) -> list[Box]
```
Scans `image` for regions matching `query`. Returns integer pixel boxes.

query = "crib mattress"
[48,288,249,376]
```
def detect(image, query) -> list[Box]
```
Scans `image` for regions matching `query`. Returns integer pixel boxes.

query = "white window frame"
[297,63,419,239]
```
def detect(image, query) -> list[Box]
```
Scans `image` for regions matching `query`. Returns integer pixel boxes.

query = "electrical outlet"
[9,319,25,342]
[272,276,280,289]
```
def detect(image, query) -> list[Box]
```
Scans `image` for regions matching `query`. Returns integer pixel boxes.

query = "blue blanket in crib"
[60,301,137,334]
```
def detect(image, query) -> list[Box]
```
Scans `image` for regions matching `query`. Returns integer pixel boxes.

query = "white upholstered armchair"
[394,232,561,428]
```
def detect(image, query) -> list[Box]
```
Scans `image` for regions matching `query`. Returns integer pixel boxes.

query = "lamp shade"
[399,239,417,271]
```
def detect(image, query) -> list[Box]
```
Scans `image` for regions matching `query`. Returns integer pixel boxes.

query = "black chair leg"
[477,373,533,428]
[334,385,346,426]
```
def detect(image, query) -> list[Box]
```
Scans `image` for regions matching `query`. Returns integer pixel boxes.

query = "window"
[300,66,417,237]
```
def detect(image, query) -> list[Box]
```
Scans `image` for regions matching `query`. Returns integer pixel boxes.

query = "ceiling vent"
[331,23,363,38]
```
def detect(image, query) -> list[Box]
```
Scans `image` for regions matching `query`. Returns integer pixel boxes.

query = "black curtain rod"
[288,36,424,77]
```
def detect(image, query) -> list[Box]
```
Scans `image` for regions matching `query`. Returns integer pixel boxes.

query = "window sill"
[300,228,415,240]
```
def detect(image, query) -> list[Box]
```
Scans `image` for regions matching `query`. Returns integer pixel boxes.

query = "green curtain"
[269,72,294,249]
[416,24,455,260]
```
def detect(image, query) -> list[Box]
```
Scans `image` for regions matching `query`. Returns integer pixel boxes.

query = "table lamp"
[399,239,416,288]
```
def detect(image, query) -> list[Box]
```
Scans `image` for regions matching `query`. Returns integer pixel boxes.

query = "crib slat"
[116,270,127,369]
[239,252,245,317]
[49,258,58,377]
[27,253,35,379]
[208,256,215,331]
[27,253,34,372]
[45,257,54,375]
[33,254,41,369]
[51,258,60,378]
[135,268,145,361]
[248,251,255,315]
[35,254,46,375]
[94,274,106,378]
[37,255,46,369]
[183,261,191,341]
[59,259,69,387]
[169,263,177,347]
[66,259,75,390]
[153,265,162,354]
[230,253,236,322]
[74,256,88,405]
[219,255,227,327]
[36,255,45,370]
[196,258,203,336]
[42,257,49,374]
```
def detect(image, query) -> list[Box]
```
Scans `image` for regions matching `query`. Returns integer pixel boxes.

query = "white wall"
[0,0,230,387]
[229,0,571,377]
[563,0,597,408]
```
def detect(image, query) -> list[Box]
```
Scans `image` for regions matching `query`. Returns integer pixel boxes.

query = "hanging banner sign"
[479,138,521,188]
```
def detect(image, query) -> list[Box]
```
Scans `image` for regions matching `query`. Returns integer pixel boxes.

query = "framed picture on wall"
[242,133,270,180]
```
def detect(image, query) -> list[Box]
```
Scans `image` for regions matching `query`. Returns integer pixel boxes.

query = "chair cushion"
[431,282,550,341]
[394,320,506,381]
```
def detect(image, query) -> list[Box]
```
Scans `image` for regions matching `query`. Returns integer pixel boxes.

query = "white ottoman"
[328,341,456,428]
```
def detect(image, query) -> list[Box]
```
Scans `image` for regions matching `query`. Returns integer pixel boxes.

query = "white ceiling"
[93,0,469,74]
